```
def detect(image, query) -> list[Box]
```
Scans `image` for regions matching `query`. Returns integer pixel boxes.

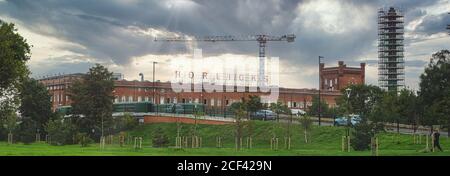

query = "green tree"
[0,21,30,91]
[69,64,114,139]
[397,89,419,132]
[17,117,37,144]
[0,21,30,140]
[307,95,329,116]
[230,102,247,150]
[426,93,450,135]
[19,78,53,134]
[113,113,138,133]
[45,116,77,146]
[2,109,19,143]
[351,121,384,151]
[0,92,20,140]
[269,102,289,122]
[419,50,450,135]
[192,108,205,137]
[75,132,94,147]
[298,115,313,143]
[335,84,384,119]
[380,92,401,134]
[246,95,263,119]
[152,127,169,148]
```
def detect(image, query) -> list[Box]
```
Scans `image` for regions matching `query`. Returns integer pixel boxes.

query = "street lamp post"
[318,56,324,126]
[345,88,352,137]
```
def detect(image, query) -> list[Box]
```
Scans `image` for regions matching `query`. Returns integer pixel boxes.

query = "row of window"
[114,95,316,109]
[115,96,154,103]
[50,94,68,104]
[47,85,67,90]
[114,96,241,107]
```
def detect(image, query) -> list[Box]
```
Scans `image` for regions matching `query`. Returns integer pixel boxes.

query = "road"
[277,115,445,136]
[143,112,448,136]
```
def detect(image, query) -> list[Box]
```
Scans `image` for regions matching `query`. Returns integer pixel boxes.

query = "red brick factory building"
[38,61,365,112]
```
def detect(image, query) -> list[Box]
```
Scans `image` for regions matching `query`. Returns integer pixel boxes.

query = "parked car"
[251,110,277,120]
[290,109,306,116]
[334,115,361,126]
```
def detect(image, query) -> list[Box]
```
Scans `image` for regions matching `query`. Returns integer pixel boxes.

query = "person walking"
[433,129,443,152]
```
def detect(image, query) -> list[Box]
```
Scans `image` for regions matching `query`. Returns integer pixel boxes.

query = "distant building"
[320,61,365,92]
[39,73,343,111]
[38,73,85,110]
[378,7,405,92]
[112,73,124,81]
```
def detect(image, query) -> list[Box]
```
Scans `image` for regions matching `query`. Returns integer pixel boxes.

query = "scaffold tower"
[378,7,405,92]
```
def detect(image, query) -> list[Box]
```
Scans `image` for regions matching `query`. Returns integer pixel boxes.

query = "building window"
[203,99,207,105]
[145,97,149,102]
[128,96,133,102]
[137,96,142,102]
[195,98,199,103]
[210,99,215,106]
[121,96,126,102]
[225,99,229,106]
[293,102,297,108]
[217,100,221,106]
[182,98,186,103]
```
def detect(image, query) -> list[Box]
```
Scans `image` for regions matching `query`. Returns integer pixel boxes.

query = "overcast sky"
[0,0,449,90]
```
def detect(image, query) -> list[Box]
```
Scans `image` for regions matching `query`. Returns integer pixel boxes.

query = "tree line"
[332,50,450,150]
[0,21,137,146]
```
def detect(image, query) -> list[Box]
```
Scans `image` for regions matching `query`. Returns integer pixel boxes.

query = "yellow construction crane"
[154,34,296,87]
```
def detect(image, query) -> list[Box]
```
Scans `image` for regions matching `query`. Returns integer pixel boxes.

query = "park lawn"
[1,121,450,156]
[1,142,450,156]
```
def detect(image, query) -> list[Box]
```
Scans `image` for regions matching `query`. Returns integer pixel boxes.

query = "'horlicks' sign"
[170,49,279,103]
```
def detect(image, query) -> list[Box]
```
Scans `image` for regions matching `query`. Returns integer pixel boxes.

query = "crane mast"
[155,34,296,87]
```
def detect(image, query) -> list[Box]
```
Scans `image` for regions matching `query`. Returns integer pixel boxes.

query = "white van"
[290,109,306,116]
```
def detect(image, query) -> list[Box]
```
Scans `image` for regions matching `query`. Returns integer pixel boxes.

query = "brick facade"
[320,61,365,92]
[39,61,364,111]
[143,116,233,125]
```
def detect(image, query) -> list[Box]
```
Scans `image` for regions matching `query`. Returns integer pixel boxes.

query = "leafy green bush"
[152,127,169,148]
[111,113,139,133]
[17,118,37,144]
[45,117,76,146]
[75,132,93,147]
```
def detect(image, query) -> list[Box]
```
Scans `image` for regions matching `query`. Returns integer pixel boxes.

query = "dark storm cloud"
[415,13,450,35]
[0,0,446,89]
[1,0,442,62]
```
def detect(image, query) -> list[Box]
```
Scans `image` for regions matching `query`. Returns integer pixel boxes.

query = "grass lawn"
[1,121,449,156]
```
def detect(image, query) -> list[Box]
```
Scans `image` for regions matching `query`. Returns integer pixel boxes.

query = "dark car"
[334,114,361,126]
[251,110,277,120]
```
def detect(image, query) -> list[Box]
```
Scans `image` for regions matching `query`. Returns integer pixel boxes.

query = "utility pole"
[318,56,324,126]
